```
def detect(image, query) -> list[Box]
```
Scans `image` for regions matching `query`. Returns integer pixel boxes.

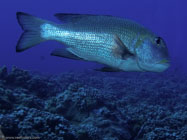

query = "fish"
[16,12,170,72]
[0,127,6,140]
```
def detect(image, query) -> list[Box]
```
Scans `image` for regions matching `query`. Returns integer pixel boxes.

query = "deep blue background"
[0,0,186,74]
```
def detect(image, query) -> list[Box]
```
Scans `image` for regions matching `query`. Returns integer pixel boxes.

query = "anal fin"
[51,48,82,60]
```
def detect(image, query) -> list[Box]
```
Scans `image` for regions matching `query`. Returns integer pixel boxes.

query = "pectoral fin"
[51,48,82,60]
[112,35,134,59]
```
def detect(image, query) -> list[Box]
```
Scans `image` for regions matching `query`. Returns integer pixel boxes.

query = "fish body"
[16,12,170,72]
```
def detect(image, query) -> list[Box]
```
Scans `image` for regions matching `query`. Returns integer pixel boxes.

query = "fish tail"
[16,12,47,52]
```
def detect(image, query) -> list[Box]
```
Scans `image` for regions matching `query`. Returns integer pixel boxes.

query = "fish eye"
[155,37,161,45]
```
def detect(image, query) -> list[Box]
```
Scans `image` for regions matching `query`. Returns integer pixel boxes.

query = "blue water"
[0,0,186,73]
[0,0,187,140]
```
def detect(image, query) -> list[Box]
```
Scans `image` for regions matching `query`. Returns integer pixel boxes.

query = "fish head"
[135,36,170,72]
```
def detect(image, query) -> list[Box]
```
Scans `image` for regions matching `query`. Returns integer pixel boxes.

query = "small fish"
[16,12,170,72]
[0,127,6,140]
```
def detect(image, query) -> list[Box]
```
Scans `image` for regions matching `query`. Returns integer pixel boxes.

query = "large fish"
[16,12,170,72]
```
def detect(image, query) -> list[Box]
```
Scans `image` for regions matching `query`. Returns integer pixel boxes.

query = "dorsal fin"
[54,13,112,23]
[54,13,84,23]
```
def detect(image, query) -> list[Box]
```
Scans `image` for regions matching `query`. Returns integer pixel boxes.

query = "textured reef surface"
[0,66,187,140]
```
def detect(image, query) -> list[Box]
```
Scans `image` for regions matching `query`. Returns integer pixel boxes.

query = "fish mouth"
[157,59,170,64]
[137,59,170,72]
[156,63,170,72]
[155,59,170,72]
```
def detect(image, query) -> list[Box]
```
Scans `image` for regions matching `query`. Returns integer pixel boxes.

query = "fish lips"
[137,60,170,72]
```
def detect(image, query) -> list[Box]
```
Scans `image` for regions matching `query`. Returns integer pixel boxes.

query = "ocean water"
[0,0,187,140]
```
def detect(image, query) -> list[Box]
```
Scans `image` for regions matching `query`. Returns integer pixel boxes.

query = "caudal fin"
[16,12,46,52]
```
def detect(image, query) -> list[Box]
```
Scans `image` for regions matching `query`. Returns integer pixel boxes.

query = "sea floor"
[0,66,187,140]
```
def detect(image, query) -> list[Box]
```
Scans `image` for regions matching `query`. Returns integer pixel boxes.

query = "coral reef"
[0,66,187,140]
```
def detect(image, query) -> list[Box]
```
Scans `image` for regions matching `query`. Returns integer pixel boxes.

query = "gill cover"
[135,36,170,72]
